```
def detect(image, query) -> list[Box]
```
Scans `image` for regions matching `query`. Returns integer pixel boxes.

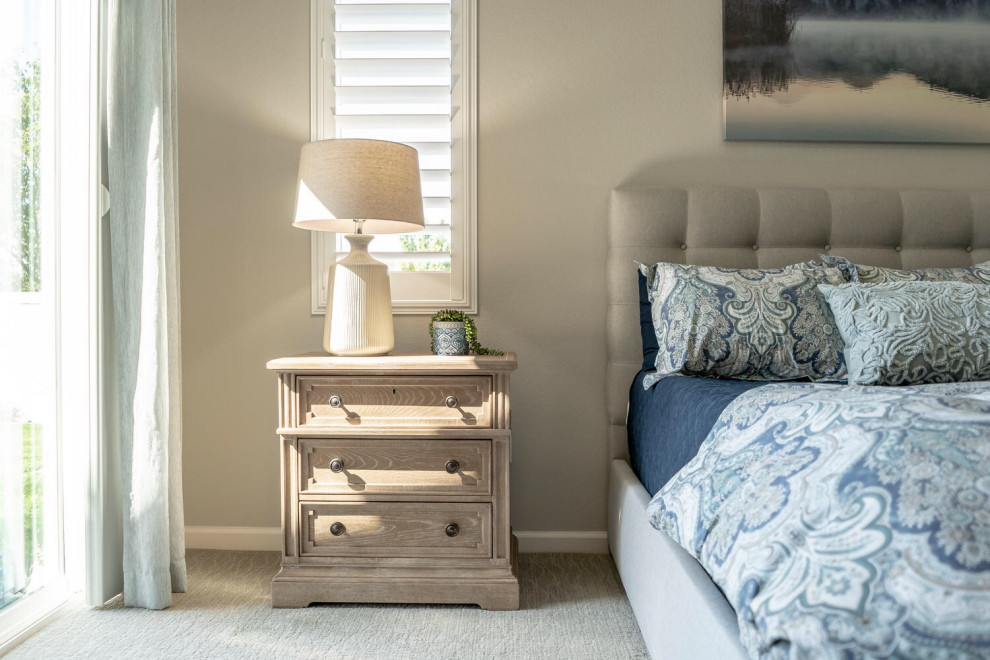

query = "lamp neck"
[353,219,365,235]
[338,233,386,268]
[343,232,375,256]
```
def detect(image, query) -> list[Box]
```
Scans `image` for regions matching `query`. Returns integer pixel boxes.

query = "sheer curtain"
[104,0,186,610]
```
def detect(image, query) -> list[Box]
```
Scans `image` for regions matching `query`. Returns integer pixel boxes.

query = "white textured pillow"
[854,260,990,284]
[819,281,990,386]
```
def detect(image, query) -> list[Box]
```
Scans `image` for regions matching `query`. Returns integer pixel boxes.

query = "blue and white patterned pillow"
[855,260,990,284]
[639,258,854,384]
[819,281,990,386]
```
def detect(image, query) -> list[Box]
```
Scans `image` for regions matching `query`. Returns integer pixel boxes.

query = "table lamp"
[293,139,425,355]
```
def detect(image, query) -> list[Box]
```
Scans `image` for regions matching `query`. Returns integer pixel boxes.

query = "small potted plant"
[429,310,503,356]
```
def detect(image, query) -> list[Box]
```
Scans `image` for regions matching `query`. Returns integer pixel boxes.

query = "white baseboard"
[185,526,282,551]
[515,531,608,553]
[184,526,608,554]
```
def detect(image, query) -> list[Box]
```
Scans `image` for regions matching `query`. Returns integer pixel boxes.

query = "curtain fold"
[105,0,186,610]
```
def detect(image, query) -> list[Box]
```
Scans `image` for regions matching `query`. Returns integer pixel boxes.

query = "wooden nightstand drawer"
[297,376,492,429]
[299,438,492,496]
[300,502,492,558]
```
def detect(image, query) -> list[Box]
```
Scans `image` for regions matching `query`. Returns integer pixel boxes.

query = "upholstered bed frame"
[605,187,990,659]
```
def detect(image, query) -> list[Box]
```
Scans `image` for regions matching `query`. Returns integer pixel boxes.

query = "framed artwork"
[723,0,990,143]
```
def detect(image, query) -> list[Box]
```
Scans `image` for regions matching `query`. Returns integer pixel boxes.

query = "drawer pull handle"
[445,459,459,474]
[330,522,345,536]
[329,458,344,473]
[445,523,459,538]
[329,395,342,408]
[445,395,458,408]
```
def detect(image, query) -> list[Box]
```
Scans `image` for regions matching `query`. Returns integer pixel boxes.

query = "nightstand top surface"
[267,352,517,373]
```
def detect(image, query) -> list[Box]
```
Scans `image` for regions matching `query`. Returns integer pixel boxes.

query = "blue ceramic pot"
[432,321,468,355]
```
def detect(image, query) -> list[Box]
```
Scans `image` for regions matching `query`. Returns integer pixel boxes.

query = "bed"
[604,187,990,659]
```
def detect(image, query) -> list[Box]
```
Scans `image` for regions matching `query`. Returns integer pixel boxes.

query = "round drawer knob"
[445,459,460,474]
[445,395,458,408]
[330,522,345,536]
[329,458,344,473]
[445,523,460,538]
[329,395,342,408]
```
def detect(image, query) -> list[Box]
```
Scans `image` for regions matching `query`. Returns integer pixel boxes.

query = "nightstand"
[265,352,519,610]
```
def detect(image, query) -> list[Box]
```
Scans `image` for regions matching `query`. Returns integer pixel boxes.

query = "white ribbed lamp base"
[323,234,394,356]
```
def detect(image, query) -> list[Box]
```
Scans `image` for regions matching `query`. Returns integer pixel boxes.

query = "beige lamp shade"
[293,138,425,234]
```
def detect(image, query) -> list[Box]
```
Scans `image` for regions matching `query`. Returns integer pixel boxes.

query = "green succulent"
[428,309,504,356]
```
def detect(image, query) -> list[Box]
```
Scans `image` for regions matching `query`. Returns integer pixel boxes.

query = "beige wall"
[177,0,990,533]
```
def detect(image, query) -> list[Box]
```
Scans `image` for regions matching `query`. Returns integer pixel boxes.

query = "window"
[0,0,96,649]
[311,0,477,313]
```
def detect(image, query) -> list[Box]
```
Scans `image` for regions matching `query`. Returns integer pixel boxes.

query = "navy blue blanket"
[627,371,766,495]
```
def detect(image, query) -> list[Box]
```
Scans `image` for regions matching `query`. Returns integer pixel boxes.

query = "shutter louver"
[330,0,453,273]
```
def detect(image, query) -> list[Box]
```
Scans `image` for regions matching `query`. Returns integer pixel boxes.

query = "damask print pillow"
[820,281,990,386]
[638,258,854,384]
[854,260,990,284]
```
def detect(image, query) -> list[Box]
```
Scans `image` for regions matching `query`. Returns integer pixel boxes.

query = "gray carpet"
[7,551,649,659]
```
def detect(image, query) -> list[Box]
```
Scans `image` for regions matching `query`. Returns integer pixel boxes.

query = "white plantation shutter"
[311,0,477,313]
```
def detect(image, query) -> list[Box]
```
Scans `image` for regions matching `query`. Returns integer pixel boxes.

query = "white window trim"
[308,0,477,315]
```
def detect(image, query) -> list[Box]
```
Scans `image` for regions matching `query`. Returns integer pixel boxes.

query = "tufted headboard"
[605,187,990,460]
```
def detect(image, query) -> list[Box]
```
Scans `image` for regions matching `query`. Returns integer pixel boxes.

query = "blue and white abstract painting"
[723,0,990,143]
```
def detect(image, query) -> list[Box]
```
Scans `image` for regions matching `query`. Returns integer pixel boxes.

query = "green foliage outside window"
[21,423,43,589]
[398,232,451,272]
[0,423,43,610]
[6,60,42,293]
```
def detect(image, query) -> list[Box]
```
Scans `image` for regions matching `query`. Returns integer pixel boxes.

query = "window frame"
[309,0,478,315]
[0,0,98,650]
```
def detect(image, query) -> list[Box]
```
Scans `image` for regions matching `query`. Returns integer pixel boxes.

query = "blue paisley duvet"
[647,381,990,659]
